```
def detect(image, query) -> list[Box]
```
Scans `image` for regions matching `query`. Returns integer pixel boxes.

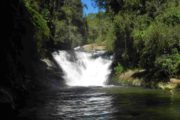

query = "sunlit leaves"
[94,0,180,78]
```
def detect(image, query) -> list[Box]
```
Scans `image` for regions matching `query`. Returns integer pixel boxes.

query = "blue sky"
[81,0,99,15]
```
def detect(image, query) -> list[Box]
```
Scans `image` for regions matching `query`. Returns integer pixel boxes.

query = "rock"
[170,78,180,84]
[82,43,106,52]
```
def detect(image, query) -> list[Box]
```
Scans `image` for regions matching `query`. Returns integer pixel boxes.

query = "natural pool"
[19,86,180,120]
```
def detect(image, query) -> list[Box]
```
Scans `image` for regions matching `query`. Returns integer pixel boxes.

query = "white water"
[52,50,113,87]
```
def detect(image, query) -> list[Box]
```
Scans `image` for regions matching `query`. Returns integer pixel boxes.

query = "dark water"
[19,86,180,120]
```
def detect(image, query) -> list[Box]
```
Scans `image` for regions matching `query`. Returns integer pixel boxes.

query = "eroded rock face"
[0,0,64,118]
[0,0,37,117]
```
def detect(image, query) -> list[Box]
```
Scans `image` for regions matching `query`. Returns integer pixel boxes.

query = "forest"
[86,0,180,84]
[0,0,180,119]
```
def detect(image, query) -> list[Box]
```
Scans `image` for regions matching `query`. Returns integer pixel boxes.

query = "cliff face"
[0,0,64,118]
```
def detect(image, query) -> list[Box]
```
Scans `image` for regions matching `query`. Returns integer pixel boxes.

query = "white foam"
[52,50,113,87]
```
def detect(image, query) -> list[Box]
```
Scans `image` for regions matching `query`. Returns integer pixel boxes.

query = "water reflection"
[52,88,114,120]
[19,87,180,120]
[109,87,180,120]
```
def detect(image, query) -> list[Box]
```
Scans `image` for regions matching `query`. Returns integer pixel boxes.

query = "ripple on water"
[19,87,180,120]
[54,91,114,119]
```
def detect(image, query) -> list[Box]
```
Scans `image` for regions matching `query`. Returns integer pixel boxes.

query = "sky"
[81,0,99,16]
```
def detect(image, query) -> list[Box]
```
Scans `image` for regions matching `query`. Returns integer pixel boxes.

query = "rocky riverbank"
[113,69,180,91]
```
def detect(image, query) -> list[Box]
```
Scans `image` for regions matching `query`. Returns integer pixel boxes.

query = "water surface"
[19,86,180,120]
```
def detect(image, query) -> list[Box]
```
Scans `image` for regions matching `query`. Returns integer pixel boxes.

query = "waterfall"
[52,50,113,87]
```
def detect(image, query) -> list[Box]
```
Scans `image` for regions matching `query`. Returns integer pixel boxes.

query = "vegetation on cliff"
[22,0,86,56]
[91,0,180,85]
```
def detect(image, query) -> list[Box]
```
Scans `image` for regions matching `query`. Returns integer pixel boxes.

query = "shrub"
[155,54,180,77]
[114,63,125,74]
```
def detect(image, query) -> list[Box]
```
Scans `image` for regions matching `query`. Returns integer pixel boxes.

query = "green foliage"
[155,54,180,77]
[23,0,50,39]
[104,23,116,51]
[23,0,86,53]
[134,22,180,68]
[85,12,116,51]
[41,8,50,20]
[54,20,68,43]
[23,0,50,55]
[94,0,180,80]
[86,13,105,43]
[114,63,124,74]
[53,0,85,48]
[156,5,180,25]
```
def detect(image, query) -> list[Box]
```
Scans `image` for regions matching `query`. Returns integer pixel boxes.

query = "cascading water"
[52,50,113,87]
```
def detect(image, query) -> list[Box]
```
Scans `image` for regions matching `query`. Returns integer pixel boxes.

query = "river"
[19,86,180,120]
[18,50,180,120]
